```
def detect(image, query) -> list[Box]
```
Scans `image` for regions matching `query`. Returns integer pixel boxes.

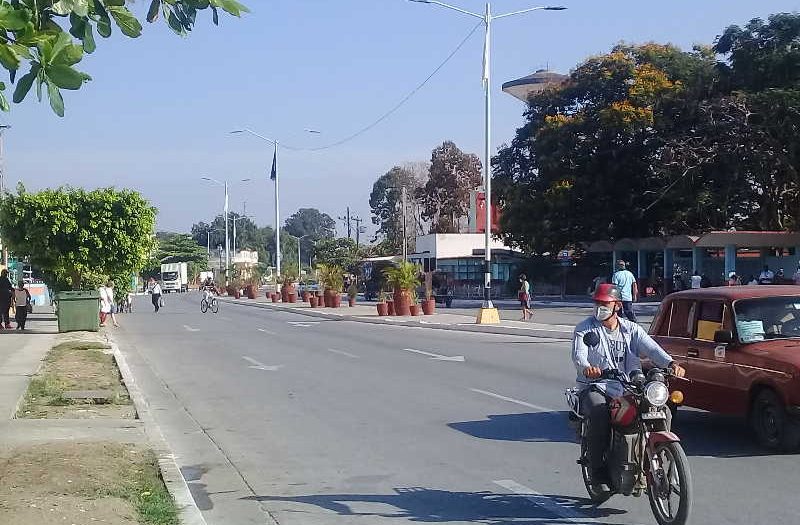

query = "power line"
[273,21,483,153]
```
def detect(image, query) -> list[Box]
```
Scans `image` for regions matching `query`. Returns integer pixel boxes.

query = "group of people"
[0,269,32,331]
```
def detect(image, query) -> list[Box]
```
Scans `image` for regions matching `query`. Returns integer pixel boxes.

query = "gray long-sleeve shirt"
[572,316,674,398]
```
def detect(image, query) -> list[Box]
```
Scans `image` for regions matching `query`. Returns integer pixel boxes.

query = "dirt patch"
[17,341,135,419]
[0,442,178,525]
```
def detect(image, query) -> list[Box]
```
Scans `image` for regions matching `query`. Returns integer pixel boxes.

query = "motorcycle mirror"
[583,332,601,347]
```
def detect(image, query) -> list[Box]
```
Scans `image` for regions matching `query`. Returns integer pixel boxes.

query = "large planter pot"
[288,292,297,304]
[376,302,389,316]
[422,298,436,315]
[387,300,395,316]
[281,283,296,303]
[318,292,326,308]
[326,290,342,308]
[393,290,411,316]
[302,291,311,302]
[309,296,319,307]
[410,304,421,316]
[245,285,257,300]
[348,297,356,307]
[271,293,279,303]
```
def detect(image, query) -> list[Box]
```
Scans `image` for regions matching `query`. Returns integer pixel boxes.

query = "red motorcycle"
[565,334,693,525]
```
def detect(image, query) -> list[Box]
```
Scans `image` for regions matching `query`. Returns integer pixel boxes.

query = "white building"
[408,233,523,284]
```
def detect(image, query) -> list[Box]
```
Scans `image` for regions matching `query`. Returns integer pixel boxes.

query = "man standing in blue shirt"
[612,259,638,322]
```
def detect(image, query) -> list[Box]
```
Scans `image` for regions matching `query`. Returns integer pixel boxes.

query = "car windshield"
[162,271,179,280]
[733,296,800,342]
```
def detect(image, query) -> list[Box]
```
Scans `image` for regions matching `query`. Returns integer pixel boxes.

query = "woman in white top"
[99,281,118,327]
[519,273,533,321]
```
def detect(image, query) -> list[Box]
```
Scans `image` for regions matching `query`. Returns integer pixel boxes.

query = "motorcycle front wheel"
[647,441,693,525]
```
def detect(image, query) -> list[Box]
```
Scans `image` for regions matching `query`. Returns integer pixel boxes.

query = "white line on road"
[402,348,465,362]
[288,321,319,328]
[257,328,277,335]
[470,388,552,412]
[183,325,200,332]
[493,479,590,523]
[327,348,359,359]
[241,356,283,371]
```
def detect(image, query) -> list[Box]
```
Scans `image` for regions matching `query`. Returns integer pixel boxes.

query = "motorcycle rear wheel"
[647,441,693,525]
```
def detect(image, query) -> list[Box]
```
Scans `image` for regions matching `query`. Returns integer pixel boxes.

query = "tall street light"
[284,233,313,279]
[202,176,251,284]
[230,128,320,278]
[409,0,566,323]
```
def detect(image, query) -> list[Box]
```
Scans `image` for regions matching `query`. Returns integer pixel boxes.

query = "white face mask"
[595,305,615,322]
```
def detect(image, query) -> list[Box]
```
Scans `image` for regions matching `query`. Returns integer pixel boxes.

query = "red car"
[649,285,800,450]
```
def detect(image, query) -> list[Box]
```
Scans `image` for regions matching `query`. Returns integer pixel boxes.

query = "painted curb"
[108,335,208,525]
[218,297,573,340]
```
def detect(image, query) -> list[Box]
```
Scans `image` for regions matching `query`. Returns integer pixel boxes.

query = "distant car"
[298,281,320,295]
[650,285,800,450]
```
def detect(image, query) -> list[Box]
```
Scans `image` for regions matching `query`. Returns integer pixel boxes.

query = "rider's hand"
[583,366,602,379]
[670,363,686,378]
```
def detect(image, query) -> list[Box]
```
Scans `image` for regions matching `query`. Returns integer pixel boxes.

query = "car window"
[667,300,695,338]
[696,301,724,341]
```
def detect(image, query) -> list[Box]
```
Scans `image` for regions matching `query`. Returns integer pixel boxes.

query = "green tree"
[418,141,482,233]
[144,232,208,281]
[369,165,421,255]
[284,207,336,264]
[0,185,156,289]
[315,237,360,274]
[0,0,248,116]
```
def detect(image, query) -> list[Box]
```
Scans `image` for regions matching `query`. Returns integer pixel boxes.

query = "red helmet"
[593,283,622,303]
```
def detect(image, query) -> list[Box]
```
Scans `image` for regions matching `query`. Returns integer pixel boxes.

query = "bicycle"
[200,290,219,314]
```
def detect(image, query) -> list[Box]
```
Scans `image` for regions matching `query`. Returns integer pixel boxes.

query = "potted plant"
[347,282,358,307]
[376,292,389,316]
[383,261,420,316]
[319,264,343,308]
[279,269,298,303]
[409,289,421,316]
[309,295,319,307]
[300,278,311,302]
[422,278,436,315]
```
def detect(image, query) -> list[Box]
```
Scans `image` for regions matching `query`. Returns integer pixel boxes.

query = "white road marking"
[183,325,200,332]
[470,388,552,412]
[327,348,360,358]
[288,321,319,328]
[241,356,283,371]
[257,328,277,335]
[493,479,589,523]
[402,348,465,362]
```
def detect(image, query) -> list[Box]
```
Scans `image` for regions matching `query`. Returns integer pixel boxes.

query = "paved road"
[114,292,798,525]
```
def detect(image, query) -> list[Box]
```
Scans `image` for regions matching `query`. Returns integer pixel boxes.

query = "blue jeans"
[622,301,637,322]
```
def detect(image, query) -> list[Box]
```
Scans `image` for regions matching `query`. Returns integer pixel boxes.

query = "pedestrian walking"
[611,260,638,322]
[728,272,741,286]
[690,271,702,289]
[0,269,13,329]
[148,278,163,313]
[759,265,775,285]
[518,273,533,321]
[107,281,120,327]
[13,281,31,330]
[99,281,113,327]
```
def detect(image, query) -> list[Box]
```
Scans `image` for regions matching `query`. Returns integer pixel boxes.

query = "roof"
[502,70,568,102]
[667,285,800,302]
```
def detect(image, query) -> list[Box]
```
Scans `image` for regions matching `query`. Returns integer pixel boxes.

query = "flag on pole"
[270,147,277,181]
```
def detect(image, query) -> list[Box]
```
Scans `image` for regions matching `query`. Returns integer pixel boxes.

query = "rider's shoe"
[591,468,612,492]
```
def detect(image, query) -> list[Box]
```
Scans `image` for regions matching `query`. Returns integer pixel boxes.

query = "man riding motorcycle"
[572,283,685,491]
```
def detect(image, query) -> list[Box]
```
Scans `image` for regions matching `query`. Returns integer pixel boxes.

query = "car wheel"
[751,389,800,452]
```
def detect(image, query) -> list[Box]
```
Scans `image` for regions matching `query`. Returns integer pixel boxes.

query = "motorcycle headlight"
[645,382,669,407]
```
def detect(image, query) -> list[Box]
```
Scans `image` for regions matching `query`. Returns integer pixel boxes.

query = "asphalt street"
[113,292,798,525]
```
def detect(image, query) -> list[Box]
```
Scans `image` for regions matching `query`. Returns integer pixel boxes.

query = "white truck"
[161,262,188,293]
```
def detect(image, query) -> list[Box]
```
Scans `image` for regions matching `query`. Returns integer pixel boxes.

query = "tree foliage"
[494,13,800,253]
[144,231,208,280]
[284,207,335,264]
[418,141,481,234]
[0,184,156,289]
[0,0,248,116]
[315,237,360,274]
[369,165,421,255]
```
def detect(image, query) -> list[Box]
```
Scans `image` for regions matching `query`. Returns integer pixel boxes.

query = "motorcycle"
[565,332,693,525]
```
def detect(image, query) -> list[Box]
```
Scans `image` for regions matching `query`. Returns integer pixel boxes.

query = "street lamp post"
[409,0,565,322]
[230,128,320,279]
[202,177,250,284]
[231,214,251,257]
[285,233,313,279]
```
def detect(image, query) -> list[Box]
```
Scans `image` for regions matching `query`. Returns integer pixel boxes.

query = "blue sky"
[3,0,797,236]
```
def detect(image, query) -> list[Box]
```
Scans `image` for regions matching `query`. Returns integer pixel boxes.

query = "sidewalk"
[219,294,578,340]
[0,311,203,525]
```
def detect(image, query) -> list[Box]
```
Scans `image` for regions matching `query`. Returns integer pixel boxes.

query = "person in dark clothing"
[14,281,31,330]
[0,269,13,329]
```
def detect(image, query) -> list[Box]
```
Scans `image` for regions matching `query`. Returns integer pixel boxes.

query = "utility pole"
[353,216,364,246]
[338,207,352,239]
[401,187,408,262]
[0,125,10,270]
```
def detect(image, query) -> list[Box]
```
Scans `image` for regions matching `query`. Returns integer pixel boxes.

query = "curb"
[108,335,208,525]
[218,297,573,340]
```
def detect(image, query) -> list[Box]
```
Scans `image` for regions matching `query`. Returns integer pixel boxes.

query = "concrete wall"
[415,234,513,259]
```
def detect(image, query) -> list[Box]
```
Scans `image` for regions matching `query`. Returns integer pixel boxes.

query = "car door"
[686,300,738,414]
[651,299,698,402]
